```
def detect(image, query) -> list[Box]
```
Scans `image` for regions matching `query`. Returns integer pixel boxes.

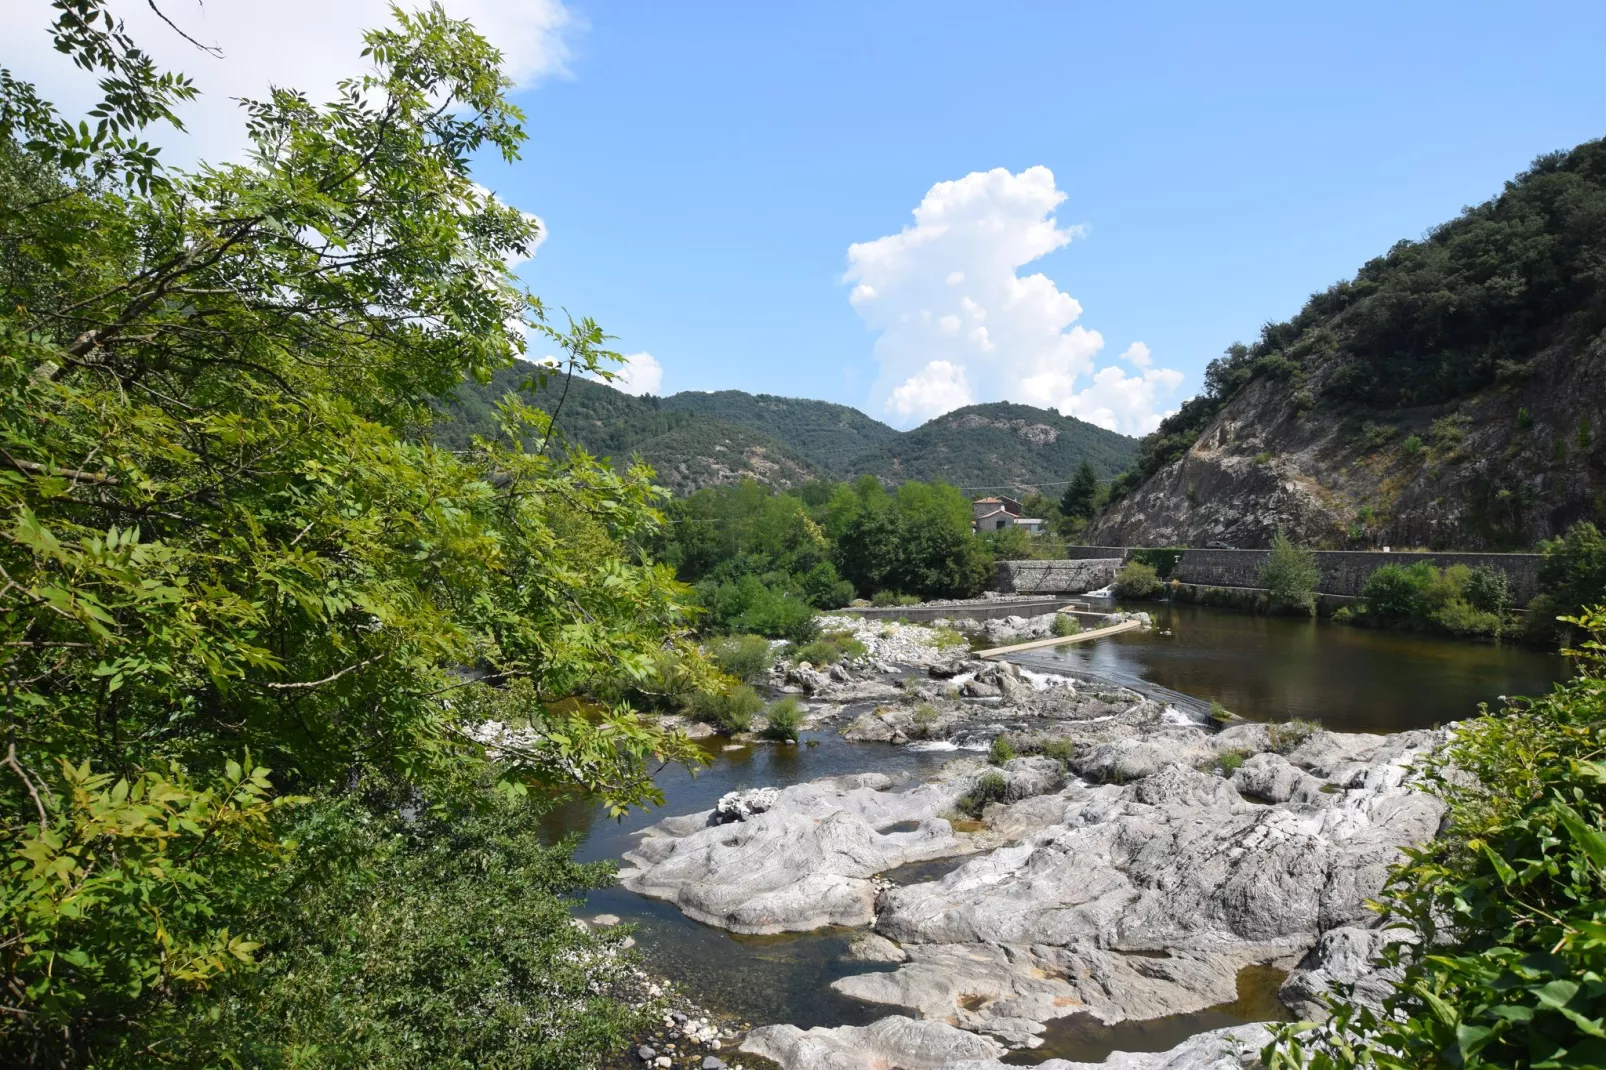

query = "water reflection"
[1011,601,1565,733]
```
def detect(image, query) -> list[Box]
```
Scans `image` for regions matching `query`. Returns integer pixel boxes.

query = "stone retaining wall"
[994,558,1123,595]
[842,598,1082,623]
[1173,548,1542,605]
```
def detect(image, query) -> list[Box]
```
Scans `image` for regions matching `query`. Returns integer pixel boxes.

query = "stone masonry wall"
[995,558,1123,595]
[1173,549,1542,605]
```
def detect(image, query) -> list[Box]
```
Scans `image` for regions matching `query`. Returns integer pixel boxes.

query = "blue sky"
[8,0,1606,433]
[480,1,1606,430]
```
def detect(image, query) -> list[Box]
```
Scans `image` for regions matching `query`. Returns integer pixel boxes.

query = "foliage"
[1530,522,1606,640]
[1261,532,1320,616]
[688,683,764,735]
[830,477,993,601]
[0,7,706,1059]
[1128,547,1186,579]
[702,575,821,643]
[1210,700,1234,724]
[978,523,1034,561]
[1267,719,1320,754]
[706,634,775,685]
[1217,749,1250,775]
[871,590,923,607]
[956,772,1009,818]
[1114,560,1165,599]
[758,696,803,742]
[988,736,1016,765]
[911,703,940,738]
[1052,612,1082,638]
[1060,460,1102,523]
[164,792,647,1069]
[1266,607,1606,1069]
[790,631,866,666]
[1354,563,1507,638]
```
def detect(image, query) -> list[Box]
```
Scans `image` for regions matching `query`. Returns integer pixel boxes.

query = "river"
[541,601,1566,1052]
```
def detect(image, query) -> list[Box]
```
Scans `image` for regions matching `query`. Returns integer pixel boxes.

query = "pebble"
[637,1046,656,1062]
[654,1058,672,1069]
[702,1059,726,1070]
[592,913,621,927]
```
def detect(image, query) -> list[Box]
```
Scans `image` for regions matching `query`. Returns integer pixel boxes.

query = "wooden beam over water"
[974,618,1142,659]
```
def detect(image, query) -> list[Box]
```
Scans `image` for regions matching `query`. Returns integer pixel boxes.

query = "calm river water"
[543,602,1568,1048]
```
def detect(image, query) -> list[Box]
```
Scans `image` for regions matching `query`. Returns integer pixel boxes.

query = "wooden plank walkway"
[974,618,1142,659]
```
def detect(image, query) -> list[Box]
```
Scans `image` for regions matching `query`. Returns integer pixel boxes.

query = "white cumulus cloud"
[845,166,1183,432]
[607,352,664,397]
[0,1,578,166]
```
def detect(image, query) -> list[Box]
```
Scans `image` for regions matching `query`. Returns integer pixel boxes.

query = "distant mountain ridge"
[433,367,1138,496]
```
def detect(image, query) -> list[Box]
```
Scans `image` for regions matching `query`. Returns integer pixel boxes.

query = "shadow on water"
[1004,964,1294,1065]
[1011,600,1566,733]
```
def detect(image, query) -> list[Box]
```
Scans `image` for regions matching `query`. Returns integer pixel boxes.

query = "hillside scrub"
[1113,560,1166,598]
[707,633,776,684]
[1267,607,1606,1068]
[1346,563,1510,637]
[1261,532,1320,616]
[0,8,705,1064]
[1109,138,1606,504]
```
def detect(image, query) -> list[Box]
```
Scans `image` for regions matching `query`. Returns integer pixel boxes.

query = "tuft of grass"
[790,630,868,666]
[1267,718,1320,754]
[911,702,940,738]
[1051,613,1081,638]
[1218,748,1251,775]
[1037,738,1073,762]
[1209,700,1233,724]
[956,771,1009,817]
[931,627,968,650]
[759,696,803,741]
[988,736,1016,765]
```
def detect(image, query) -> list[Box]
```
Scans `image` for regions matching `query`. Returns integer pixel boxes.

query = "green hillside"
[661,390,899,475]
[845,402,1137,491]
[434,366,1138,496]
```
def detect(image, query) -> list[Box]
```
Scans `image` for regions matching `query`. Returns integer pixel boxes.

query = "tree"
[1529,521,1606,640]
[1060,460,1101,525]
[0,5,704,1062]
[1260,531,1320,616]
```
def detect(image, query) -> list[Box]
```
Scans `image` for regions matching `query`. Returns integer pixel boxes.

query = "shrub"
[1113,560,1164,599]
[1430,598,1503,637]
[1359,562,1505,638]
[911,703,940,738]
[1267,718,1319,754]
[758,697,803,742]
[1357,421,1396,450]
[870,590,903,607]
[956,772,1009,817]
[988,736,1016,765]
[1036,739,1074,762]
[1331,605,1356,624]
[1051,612,1082,638]
[931,627,968,650]
[1218,748,1250,775]
[1529,521,1606,641]
[1463,565,1511,615]
[707,634,775,684]
[791,630,868,666]
[1402,434,1424,457]
[1266,607,1606,1069]
[1260,531,1319,616]
[689,684,764,734]
[705,575,820,643]
[1361,562,1438,622]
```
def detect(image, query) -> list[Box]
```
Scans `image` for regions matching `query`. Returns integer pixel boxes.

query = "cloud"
[0,1,578,166]
[845,166,1183,432]
[887,360,972,420]
[606,352,663,397]
[1066,365,1184,435]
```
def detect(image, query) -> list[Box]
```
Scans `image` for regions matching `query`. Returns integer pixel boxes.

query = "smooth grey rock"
[741,1015,1005,1070]
[637,1046,656,1062]
[591,913,621,927]
[846,931,908,963]
[1279,925,1405,1020]
[620,773,970,933]
[702,1059,726,1070]
[1231,752,1325,804]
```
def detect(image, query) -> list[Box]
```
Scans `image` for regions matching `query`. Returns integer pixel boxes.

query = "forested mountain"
[1090,138,1606,551]
[436,369,1138,495]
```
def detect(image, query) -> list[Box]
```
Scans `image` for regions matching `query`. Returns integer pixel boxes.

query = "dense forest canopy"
[1114,139,1606,498]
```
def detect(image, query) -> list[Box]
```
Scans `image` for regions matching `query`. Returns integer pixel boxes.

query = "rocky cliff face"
[1088,337,1606,550]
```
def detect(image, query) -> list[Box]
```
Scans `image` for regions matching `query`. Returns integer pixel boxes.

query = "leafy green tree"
[1530,521,1606,640]
[1060,460,1101,524]
[1260,532,1320,616]
[0,5,703,1062]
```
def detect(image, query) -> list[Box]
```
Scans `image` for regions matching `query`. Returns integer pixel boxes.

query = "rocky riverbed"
[621,612,1442,1070]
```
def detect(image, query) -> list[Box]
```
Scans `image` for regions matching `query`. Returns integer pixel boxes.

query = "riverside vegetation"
[0,6,713,1066]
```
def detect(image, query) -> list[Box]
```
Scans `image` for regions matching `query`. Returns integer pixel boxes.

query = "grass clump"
[956,772,1009,818]
[1113,560,1164,599]
[790,630,868,666]
[911,702,941,738]
[1051,612,1081,638]
[1209,700,1234,724]
[1217,748,1251,775]
[871,591,922,607]
[987,736,1016,765]
[689,684,765,734]
[758,696,803,741]
[706,634,774,684]
[1267,718,1319,754]
[931,626,968,649]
